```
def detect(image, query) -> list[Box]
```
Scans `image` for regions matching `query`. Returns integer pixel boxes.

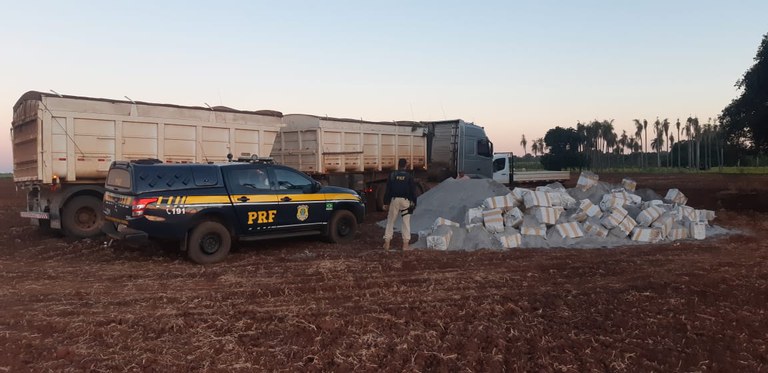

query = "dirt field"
[1,174,767,372]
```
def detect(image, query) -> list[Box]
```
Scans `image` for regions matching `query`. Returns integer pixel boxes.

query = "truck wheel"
[374,184,386,211]
[62,195,104,238]
[187,221,231,264]
[325,210,357,243]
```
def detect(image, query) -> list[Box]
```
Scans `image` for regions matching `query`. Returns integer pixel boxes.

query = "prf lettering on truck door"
[248,210,277,224]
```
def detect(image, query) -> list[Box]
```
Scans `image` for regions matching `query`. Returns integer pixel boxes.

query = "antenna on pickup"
[124,96,136,104]
[50,90,63,97]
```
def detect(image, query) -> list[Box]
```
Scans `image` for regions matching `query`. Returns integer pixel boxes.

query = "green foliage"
[721,33,768,151]
[541,126,585,170]
[0,173,11,179]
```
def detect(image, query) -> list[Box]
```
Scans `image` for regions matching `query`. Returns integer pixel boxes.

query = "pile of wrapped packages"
[409,171,723,251]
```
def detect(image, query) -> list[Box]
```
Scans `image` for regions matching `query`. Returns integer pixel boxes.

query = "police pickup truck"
[102,157,365,264]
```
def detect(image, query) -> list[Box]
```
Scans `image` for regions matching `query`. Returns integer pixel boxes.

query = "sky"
[1,1,766,173]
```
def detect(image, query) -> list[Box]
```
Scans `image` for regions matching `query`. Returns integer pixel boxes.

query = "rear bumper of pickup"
[102,221,148,240]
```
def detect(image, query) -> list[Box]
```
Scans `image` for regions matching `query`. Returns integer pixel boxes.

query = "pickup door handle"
[281,196,292,202]
[237,196,249,202]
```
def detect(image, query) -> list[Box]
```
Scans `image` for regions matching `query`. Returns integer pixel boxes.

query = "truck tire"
[374,184,386,212]
[325,210,357,243]
[61,195,104,238]
[187,221,232,264]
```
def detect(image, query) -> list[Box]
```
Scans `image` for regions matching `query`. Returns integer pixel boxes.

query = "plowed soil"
[1,174,767,372]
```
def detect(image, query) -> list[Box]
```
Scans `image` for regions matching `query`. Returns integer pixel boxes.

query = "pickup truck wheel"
[187,221,231,264]
[326,210,357,243]
[62,195,104,238]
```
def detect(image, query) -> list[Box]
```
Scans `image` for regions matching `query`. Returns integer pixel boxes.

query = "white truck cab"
[492,153,514,184]
[492,152,571,185]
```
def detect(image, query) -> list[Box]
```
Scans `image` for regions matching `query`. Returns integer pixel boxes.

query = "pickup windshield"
[106,168,131,190]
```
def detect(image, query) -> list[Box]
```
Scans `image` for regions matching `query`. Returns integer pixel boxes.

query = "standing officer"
[383,158,417,251]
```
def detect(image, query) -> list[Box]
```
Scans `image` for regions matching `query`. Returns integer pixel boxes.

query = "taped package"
[530,207,562,225]
[520,218,547,238]
[579,199,602,218]
[637,205,664,226]
[511,187,531,203]
[546,192,562,207]
[465,207,484,226]
[642,199,665,210]
[432,217,460,230]
[615,215,638,236]
[674,205,696,222]
[583,219,609,238]
[631,227,663,243]
[482,208,505,233]
[483,193,518,211]
[696,209,716,223]
[689,221,706,240]
[651,213,675,238]
[503,207,524,228]
[665,188,688,205]
[621,178,637,191]
[496,229,522,249]
[556,192,578,209]
[668,224,689,241]
[576,171,599,190]
[599,192,628,211]
[600,206,629,229]
[568,210,588,223]
[554,222,584,239]
[427,225,453,250]
[524,191,553,208]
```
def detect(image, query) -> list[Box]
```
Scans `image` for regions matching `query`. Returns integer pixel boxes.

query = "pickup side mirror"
[313,181,322,193]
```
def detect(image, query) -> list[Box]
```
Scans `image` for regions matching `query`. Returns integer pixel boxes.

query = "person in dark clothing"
[383,158,417,250]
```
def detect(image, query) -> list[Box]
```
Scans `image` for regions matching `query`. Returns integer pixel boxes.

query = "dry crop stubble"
[0,177,768,371]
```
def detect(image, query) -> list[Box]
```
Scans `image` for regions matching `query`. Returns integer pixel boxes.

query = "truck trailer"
[11,91,284,237]
[11,91,495,236]
[271,115,494,210]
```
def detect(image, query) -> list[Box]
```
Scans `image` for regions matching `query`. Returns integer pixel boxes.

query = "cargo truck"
[11,91,495,236]
[11,91,284,238]
[271,115,494,210]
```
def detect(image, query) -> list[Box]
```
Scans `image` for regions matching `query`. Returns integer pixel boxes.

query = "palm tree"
[669,134,675,166]
[619,130,628,169]
[536,138,545,156]
[600,120,615,168]
[662,118,670,167]
[576,122,587,152]
[520,134,528,156]
[643,119,649,168]
[675,118,681,168]
[691,117,701,169]
[653,118,663,168]
[685,118,693,168]
[633,119,644,168]
[531,141,539,157]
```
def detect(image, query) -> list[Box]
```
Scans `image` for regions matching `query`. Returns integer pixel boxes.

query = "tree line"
[519,32,768,171]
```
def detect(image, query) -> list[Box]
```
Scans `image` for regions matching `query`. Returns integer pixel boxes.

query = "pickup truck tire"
[187,221,231,264]
[62,195,104,238]
[326,210,357,243]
